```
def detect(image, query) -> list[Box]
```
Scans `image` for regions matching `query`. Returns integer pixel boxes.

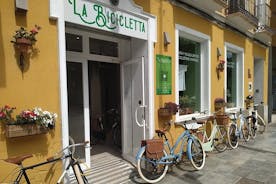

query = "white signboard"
[65,0,148,40]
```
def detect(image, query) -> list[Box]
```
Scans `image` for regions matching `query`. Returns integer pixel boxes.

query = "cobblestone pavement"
[128,116,276,184]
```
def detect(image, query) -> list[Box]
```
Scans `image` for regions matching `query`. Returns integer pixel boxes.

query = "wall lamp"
[164,32,171,46]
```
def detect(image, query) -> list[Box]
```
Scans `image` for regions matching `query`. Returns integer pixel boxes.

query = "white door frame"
[55,1,157,167]
[66,55,91,166]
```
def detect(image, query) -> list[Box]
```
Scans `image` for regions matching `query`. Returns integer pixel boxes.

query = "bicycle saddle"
[155,129,166,136]
[4,154,33,165]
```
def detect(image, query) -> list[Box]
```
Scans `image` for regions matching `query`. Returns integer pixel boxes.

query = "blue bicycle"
[136,121,206,183]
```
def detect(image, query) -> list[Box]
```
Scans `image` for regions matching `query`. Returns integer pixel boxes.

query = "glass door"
[67,61,90,163]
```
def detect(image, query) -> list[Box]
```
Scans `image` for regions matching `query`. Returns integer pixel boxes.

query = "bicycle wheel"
[227,123,238,149]
[241,122,250,142]
[214,126,228,152]
[112,125,121,148]
[137,148,169,183]
[190,137,205,170]
[248,117,257,139]
[257,115,266,133]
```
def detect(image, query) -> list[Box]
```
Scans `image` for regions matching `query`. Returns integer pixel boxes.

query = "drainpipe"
[268,46,272,123]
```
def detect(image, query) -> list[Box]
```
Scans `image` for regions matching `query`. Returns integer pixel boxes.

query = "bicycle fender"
[136,146,146,160]
[186,138,193,160]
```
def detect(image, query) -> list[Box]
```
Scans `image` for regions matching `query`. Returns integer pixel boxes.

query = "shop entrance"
[88,61,121,154]
[65,27,150,166]
[254,58,264,103]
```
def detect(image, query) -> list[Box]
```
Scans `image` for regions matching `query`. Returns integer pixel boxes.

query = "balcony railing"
[256,3,271,27]
[228,0,258,23]
[228,0,255,16]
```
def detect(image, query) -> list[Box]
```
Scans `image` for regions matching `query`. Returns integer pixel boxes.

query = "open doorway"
[88,61,121,155]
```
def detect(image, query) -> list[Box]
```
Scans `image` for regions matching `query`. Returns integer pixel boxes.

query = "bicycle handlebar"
[60,141,90,153]
[49,141,90,161]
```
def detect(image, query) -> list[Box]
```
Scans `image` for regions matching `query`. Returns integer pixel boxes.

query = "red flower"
[0,111,6,118]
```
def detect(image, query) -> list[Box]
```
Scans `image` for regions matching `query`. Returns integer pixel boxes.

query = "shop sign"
[65,0,148,40]
[156,55,172,95]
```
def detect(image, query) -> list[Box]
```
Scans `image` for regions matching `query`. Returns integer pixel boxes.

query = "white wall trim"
[175,24,211,122]
[224,42,244,110]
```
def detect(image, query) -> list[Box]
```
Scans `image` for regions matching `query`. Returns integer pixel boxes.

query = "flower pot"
[5,124,48,138]
[179,107,194,115]
[15,38,32,53]
[158,108,172,117]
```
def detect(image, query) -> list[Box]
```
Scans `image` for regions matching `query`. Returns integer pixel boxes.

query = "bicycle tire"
[137,148,169,183]
[257,115,266,133]
[241,122,250,142]
[248,117,257,139]
[112,125,121,148]
[228,123,238,149]
[190,137,205,170]
[214,126,228,152]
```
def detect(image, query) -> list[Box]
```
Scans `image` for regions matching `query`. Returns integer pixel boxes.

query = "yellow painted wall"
[0,1,62,183]
[134,0,269,139]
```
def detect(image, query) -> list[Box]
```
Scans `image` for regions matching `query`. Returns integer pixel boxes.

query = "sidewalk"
[129,115,276,184]
[239,114,276,154]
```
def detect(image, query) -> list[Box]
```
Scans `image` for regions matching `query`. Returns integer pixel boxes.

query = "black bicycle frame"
[15,155,70,183]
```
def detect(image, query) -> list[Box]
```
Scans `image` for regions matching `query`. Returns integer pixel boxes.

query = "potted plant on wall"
[0,105,57,138]
[11,25,41,72]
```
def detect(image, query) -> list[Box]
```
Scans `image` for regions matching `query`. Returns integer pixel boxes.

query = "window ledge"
[175,112,210,123]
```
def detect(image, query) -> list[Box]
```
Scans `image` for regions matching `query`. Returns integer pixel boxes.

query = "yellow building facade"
[0,0,272,183]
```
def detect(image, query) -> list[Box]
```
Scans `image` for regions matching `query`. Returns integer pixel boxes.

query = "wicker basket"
[215,114,229,125]
[5,124,48,138]
[158,108,172,117]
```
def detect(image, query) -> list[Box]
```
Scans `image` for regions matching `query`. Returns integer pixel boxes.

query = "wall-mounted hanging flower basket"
[5,123,48,138]
[158,102,178,117]
[11,25,41,72]
[216,59,225,79]
[158,108,173,117]
[14,38,32,53]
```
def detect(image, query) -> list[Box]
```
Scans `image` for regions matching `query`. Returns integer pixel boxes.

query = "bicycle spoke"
[214,126,227,152]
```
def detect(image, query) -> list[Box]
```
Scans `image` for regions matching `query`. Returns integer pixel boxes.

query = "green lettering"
[125,17,129,29]
[133,19,138,30]
[129,18,133,30]
[94,5,106,27]
[111,12,116,24]
[119,15,124,26]
[106,11,110,24]
[82,4,87,17]
[139,22,145,32]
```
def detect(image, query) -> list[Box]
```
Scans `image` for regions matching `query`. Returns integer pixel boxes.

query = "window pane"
[66,33,83,52]
[227,51,237,107]
[89,38,118,57]
[178,37,201,115]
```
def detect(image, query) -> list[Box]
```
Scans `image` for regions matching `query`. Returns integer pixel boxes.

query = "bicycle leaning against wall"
[1,137,90,184]
[136,120,206,183]
[193,114,228,153]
